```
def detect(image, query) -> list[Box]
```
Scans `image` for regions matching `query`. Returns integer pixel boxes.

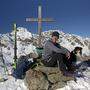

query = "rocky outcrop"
[25,66,74,90]
[25,69,49,90]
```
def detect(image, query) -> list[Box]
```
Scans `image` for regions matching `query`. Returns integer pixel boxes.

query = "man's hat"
[52,31,59,38]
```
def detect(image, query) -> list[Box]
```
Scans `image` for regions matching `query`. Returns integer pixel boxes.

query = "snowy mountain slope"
[0,27,37,90]
[0,27,37,61]
[0,27,90,90]
[0,27,90,64]
[0,28,90,64]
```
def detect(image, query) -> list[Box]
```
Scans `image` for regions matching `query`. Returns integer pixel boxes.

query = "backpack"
[12,56,35,79]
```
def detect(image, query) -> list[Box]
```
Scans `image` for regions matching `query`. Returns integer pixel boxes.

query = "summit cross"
[26,5,54,47]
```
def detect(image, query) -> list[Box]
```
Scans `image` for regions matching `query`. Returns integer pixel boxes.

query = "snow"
[0,27,90,90]
[0,66,90,90]
[0,27,38,90]
[16,27,32,40]
[0,77,28,90]
[57,68,90,90]
[17,41,37,57]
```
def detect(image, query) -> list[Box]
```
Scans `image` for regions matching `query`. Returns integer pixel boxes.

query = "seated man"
[42,31,71,75]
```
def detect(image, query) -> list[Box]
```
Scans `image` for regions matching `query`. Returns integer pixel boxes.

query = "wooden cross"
[26,5,54,47]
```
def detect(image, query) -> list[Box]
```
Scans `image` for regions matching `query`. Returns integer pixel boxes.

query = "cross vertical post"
[38,6,42,47]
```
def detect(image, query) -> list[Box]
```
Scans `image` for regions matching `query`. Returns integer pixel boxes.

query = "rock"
[25,69,49,90]
[51,81,66,90]
[25,66,74,90]
[35,66,74,82]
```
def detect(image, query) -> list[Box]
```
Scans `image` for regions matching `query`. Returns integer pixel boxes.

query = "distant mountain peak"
[11,27,32,40]
[0,27,90,56]
[17,27,28,32]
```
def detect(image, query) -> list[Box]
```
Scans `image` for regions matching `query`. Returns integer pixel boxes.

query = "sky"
[0,0,90,37]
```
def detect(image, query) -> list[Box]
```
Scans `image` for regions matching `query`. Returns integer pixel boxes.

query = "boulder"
[25,66,74,90]
[25,69,49,90]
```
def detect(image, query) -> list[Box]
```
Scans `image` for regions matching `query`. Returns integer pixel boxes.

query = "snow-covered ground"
[0,65,90,90]
[0,27,90,90]
[57,67,90,90]
[0,76,28,90]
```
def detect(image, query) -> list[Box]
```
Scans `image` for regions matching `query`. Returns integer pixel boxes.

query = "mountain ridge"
[0,27,90,58]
